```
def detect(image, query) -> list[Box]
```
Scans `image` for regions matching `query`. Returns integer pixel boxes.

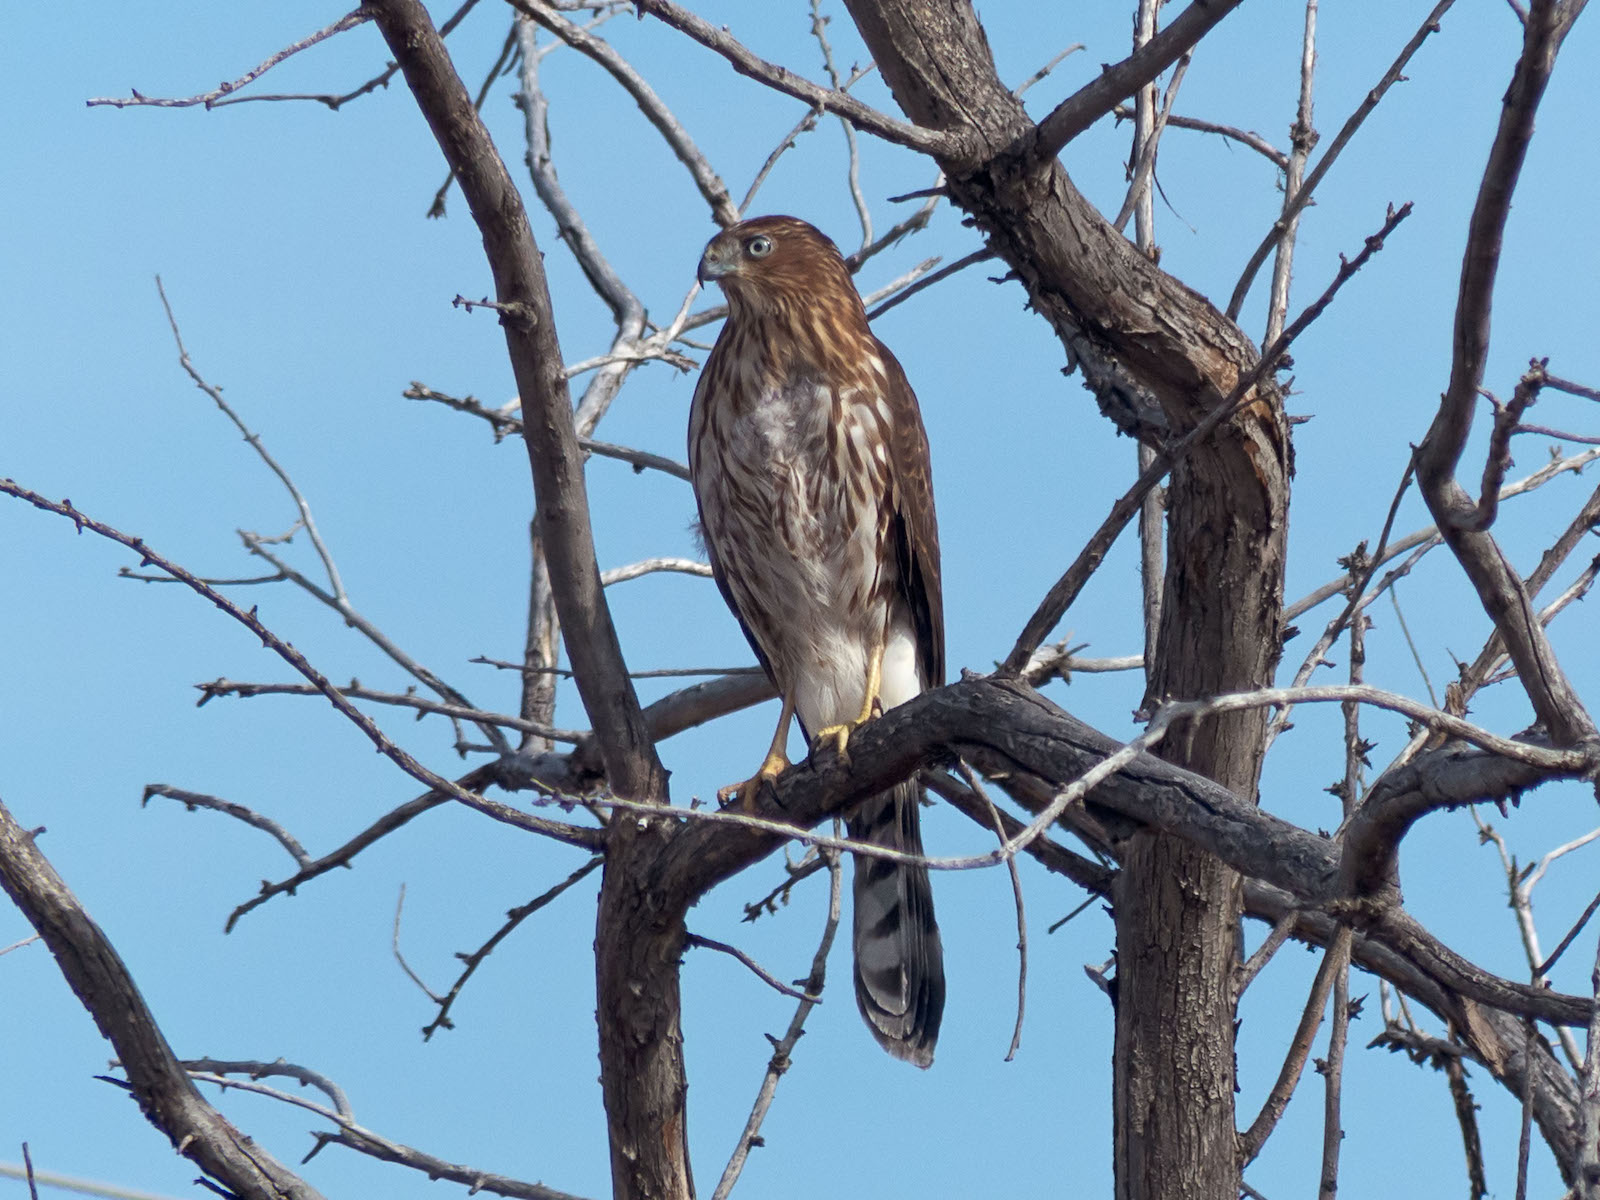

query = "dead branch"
[1414,0,1595,744]
[1029,0,1247,159]
[1227,0,1458,319]
[0,796,326,1200]
[142,785,312,869]
[1003,202,1412,672]
[368,0,666,801]
[85,9,371,109]
[633,0,953,155]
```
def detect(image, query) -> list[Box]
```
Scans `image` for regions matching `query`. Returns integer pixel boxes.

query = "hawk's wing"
[878,340,944,689]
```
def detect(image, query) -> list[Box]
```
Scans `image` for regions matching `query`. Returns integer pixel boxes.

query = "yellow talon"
[811,718,863,763]
[719,688,797,810]
[811,645,885,765]
[718,748,790,811]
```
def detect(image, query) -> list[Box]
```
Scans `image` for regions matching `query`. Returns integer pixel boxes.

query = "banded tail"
[848,779,945,1067]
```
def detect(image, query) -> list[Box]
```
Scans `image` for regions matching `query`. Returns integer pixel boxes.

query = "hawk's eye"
[745,234,774,259]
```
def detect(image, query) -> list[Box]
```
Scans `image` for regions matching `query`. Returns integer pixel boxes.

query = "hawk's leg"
[718,687,797,810]
[811,641,885,765]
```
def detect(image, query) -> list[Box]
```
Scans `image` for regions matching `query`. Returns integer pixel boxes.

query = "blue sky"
[5,2,1599,1198]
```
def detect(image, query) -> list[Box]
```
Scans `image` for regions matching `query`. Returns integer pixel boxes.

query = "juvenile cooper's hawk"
[688,216,945,1066]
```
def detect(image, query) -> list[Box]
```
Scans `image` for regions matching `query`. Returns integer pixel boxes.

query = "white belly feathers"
[691,371,908,734]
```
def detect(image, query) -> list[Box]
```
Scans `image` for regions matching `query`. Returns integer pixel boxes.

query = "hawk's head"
[697,216,861,324]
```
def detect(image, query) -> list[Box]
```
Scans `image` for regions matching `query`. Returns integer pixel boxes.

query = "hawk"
[688,216,945,1066]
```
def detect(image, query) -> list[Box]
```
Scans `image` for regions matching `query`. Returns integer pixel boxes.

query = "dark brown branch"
[0,796,326,1200]
[1414,0,1595,744]
[1340,738,1586,899]
[632,0,954,155]
[1545,371,1600,403]
[368,0,666,802]
[1471,359,1548,530]
[1029,0,1247,161]
[1238,927,1352,1164]
[142,785,312,868]
[427,24,520,219]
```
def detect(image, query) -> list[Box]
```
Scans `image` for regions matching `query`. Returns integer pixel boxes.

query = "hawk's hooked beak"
[698,243,734,285]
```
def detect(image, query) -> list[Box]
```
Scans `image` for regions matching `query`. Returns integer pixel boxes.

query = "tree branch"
[0,796,326,1200]
[367,0,666,802]
[1029,0,1247,161]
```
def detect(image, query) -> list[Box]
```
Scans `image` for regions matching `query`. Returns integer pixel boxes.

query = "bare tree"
[5,3,1599,1200]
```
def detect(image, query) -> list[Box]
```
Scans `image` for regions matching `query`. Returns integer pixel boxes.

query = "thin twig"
[0,483,601,857]
[421,856,603,1038]
[1112,51,1189,234]
[865,249,992,321]
[685,933,819,1002]
[513,0,738,225]
[194,677,584,743]
[957,760,1027,1060]
[1239,926,1353,1164]
[601,557,713,586]
[809,0,871,249]
[1014,44,1086,99]
[392,884,446,1004]
[711,846,844,1200]
[85,9,372,109]
[141,785,312,868]
[1317,937,1351,1200]
[1263,0,1319,346]
[1286,446,1600,621]
[633,0,953,155]
[155,279,347,602]
[1005,202,1412,671]
[184,1071,589,1200]
[1540,889,1600,976]
[1227,0,1457,318]
[1237,912,1298,994]
[1266,454,1418,748]
[1112,105,1289,168]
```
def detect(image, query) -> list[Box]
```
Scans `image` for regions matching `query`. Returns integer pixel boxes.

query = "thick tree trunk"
[595,824,694,1200]
[843,5,1288,1196]
[1118,445,1287,1200]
